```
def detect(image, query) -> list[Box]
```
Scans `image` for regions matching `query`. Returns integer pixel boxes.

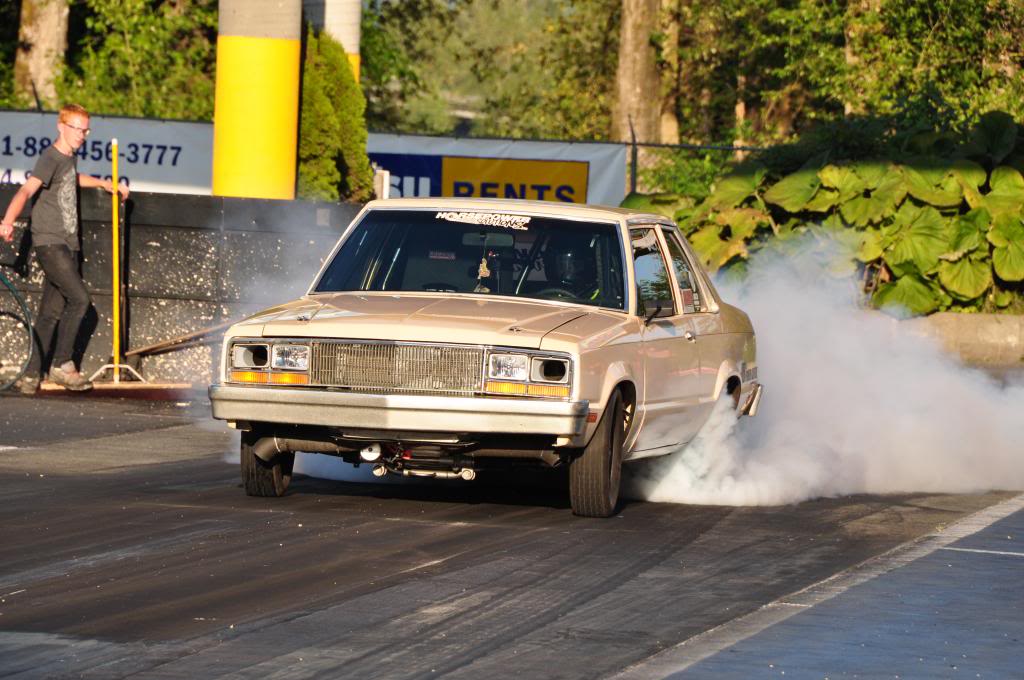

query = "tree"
[58,0,217,120]
[298,27,373,202]
[14,0,69,109]
[298,31,343,201]
[0,2,21,108]
[613,0,660,143]
[518,0,620,140]
[360,0,619,140]
[360,0,469,134]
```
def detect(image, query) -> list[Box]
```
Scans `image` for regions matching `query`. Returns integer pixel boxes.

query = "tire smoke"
[624,242,1024,506]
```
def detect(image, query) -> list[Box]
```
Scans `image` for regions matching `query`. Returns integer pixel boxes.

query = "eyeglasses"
[63,122,91,137]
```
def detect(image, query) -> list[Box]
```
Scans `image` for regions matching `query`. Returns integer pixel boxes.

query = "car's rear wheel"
[241,431,294,497]
[570,389,625,517]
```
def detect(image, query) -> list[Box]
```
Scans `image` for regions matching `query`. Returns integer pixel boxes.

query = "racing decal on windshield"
[435,211,531,230]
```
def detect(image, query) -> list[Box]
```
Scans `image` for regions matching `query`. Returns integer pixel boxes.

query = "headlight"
[231,343,268,369]
[488,353,528,381]
[272,344,309,371]
[484,351,573,399]
[531,357,569,383]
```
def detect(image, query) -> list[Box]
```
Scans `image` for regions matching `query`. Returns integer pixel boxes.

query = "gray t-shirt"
[31,145,79,251]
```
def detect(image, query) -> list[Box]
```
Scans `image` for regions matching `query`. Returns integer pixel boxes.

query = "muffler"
[400,468,476,481]
[741,383,764,417]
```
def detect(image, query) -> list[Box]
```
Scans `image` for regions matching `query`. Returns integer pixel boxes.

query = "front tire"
[241,431,294,497]
[570,390,625,517]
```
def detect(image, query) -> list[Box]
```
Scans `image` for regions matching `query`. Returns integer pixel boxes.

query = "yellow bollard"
[111,138,120,383]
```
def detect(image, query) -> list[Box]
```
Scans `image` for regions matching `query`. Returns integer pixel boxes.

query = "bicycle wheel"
[0,273,33,391]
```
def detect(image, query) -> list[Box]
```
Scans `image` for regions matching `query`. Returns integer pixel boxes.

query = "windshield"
[314,209,626,310]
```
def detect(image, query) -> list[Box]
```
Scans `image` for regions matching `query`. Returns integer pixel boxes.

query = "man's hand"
[78,173,129,200]
[106,179,130,201]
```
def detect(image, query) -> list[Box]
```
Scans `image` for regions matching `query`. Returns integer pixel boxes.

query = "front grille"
[309,341,484,396]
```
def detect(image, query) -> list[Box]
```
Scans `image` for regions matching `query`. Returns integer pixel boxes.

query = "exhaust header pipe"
[252,436,347,462]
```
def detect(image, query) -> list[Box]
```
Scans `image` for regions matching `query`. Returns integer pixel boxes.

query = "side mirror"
[643,299,675,324]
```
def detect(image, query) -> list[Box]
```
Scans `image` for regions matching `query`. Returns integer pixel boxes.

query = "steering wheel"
[422,282,458,292]
[535,287,578,301]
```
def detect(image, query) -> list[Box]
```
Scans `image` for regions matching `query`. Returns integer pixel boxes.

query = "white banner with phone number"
[0,111,212,194]
[1,111,628,203]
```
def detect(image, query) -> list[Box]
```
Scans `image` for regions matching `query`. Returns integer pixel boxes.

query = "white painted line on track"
[0,446,19,451]
[610,493,1024,680]
[940,546,1024,558]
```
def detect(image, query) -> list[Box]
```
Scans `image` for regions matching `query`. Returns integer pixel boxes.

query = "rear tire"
[241,431,294,497]
[570,390,625,517]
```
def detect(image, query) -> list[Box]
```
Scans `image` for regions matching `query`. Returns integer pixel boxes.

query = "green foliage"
[297,28,373,202]
[360,0,469,134]
[360,0,618,139]
[298,31,342,201]
[58,0,217,120]
[843,1,1024,126]
[635,112,1024,316]
[0,1,18,108]
[641,149,733,207]
[671,0,1024,149]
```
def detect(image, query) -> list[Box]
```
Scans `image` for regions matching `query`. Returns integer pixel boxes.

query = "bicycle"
[0,220,34,392]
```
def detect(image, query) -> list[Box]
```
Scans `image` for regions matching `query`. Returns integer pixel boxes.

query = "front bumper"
[209,384,589,438]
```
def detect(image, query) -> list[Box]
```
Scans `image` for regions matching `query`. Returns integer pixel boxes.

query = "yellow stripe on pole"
[212,35,300,199]
[346,53,360,82]
[111,138,120,383]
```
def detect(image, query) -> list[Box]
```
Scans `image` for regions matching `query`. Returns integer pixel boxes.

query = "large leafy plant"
[624,112,1024,316]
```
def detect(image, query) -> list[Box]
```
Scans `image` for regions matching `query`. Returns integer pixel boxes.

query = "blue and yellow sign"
[442,157,588,203]
[370,153,589,203]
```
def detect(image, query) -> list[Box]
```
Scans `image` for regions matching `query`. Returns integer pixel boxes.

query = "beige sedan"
[210,198,761,517]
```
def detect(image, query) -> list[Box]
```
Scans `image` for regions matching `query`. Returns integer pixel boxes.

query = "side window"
[630,228,675,317]
[662,229,702,313]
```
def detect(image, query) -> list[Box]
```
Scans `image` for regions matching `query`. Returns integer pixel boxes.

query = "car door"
[629,227,706,454]
[661,227,725,400]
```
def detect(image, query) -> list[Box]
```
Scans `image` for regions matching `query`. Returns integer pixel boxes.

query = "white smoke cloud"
[625,240,1024,506]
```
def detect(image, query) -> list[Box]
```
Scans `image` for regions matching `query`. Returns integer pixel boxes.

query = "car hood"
[251,294,596,350]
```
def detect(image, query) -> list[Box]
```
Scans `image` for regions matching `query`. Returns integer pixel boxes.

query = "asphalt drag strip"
[0,394,1019,679]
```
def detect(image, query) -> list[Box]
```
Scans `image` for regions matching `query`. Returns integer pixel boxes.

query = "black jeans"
[28,245,92,376]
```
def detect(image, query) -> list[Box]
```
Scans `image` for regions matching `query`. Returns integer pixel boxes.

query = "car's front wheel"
[241,431,294,497]
[569,389,625,517]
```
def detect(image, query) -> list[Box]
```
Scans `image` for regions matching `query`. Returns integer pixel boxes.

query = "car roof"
[363,197,675,226]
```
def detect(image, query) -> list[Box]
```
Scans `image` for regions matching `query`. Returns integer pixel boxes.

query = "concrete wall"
[906,312,1024,366]
[3,186,1020,384]
[0,187,360,384]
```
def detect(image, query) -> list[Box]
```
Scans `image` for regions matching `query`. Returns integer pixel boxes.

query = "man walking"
[0,104,128,394]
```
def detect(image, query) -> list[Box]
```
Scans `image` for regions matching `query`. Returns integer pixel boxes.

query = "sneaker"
[49,364,93,392]
[15,375,39,395]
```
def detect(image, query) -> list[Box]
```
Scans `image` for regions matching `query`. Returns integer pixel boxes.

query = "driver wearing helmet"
[539,232,600,302]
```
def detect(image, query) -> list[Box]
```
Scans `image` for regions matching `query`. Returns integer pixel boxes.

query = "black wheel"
[0,275,34,392]
[570,389,626,517]
[241,430,294,497]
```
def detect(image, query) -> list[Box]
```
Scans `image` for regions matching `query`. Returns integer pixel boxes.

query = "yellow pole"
[309,0,363,81]
[212,1,301,199]
[111,138,120,383]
